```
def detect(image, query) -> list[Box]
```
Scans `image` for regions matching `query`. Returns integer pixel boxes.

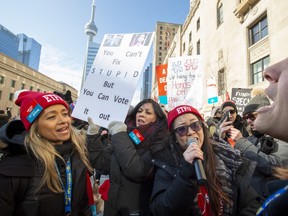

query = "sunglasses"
[243,112,258,121]
[223,110,236,115]
[174,121,202,137]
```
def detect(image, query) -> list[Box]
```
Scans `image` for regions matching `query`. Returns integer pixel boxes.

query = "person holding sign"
[150,105,261,216]
[86,98,170,216]
[0,91,95,216]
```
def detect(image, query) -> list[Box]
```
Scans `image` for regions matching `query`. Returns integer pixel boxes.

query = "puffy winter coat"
[0,120,92,216]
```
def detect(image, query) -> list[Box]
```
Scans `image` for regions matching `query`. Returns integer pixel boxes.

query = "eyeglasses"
[174,121,202,137]
[223,110,236,115]
[243,112,258,121]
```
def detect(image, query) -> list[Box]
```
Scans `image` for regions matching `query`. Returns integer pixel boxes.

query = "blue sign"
[207,96,219,104]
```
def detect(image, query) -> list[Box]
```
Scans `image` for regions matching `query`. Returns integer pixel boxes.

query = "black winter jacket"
[150,141,262,216]
[87,130,170,216]
[0,120,92,216]
[235,135,288,198]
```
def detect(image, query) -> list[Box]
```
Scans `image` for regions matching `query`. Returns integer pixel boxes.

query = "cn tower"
[81,0,100,91]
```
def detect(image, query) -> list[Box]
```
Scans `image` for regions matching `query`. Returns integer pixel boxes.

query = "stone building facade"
[0,53,78,118]
[152,0,288,114]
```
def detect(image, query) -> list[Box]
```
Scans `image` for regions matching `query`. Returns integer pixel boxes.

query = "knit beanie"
[221,100,237,113]
[243,88,270,116]
[15,91,69,131]
[167,105,204,132]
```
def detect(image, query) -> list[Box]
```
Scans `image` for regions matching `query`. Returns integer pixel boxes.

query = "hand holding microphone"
[187,137,207,186]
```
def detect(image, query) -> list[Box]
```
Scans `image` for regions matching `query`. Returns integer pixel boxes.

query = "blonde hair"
[25,120,93,193]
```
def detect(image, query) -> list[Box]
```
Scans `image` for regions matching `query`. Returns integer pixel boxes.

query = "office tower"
[151,22,181,100]
[0,24,19,60]
[141,63,153,100]
[0,25,41,71]
[17,33,41,71]
[81,0,100,90]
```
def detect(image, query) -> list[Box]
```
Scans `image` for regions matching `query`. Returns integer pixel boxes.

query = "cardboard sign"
[167,56,203,109]
[72,32,154,128]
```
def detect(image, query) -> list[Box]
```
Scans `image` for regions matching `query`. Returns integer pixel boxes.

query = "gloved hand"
[108,121,127,136]
[86,117,100,135]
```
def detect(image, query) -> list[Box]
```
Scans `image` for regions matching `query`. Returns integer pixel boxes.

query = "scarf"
[125,117,167,149]
[213,139,242,215]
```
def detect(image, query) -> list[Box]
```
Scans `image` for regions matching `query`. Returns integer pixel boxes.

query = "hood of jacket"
[0,120,26,147]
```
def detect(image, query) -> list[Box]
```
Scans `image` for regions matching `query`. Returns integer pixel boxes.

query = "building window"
[0,91,2,100]
[9,93,14,101]
[251,56,270,84]
[197,40,200,55]
[217,2,224,26]
[0,76,4,84]
[159,57,162,62]
[21,83,25,89]
[11,80,16,88]
[160,36,162,40]
[30,86,33,90]
[197,18,200,31]
[189,31,192,42]
[160,26,163,30]
[183,42,186,52]
[249,16,268,46]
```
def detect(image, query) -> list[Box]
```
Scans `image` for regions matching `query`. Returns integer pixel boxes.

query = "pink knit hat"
[167,105,204,131]
[15,91,69,130]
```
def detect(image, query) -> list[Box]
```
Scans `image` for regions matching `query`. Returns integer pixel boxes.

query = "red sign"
[156,64,167,96]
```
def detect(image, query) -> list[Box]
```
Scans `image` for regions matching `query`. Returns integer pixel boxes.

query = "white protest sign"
[167,55,203,109]
[72,32,154,128]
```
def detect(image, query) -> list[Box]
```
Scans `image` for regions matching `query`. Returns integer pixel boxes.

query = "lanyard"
[55,159,73,213]
[256,184,288,215]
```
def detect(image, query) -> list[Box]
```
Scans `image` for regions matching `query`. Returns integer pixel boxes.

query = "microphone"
[187,137,207,186]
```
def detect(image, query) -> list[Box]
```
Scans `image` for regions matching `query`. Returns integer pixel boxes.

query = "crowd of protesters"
[1,57,288,216]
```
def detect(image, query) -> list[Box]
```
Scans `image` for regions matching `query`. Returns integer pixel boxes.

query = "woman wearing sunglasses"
[219,100,250,142]
[150,105,261,216]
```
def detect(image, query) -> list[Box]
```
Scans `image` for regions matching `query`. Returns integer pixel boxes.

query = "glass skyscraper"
[17,33,41,71]
[0,25,19,60]
[85,41,100,81]
[0,25,41,71]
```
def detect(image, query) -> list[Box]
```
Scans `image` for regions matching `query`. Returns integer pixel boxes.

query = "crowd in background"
[1,57,288,216]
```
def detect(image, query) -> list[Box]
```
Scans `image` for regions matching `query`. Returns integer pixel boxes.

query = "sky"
[0,0,189,104]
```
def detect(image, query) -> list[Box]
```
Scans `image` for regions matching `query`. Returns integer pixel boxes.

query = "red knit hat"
[15,91,69,131]
[167,105,204,132]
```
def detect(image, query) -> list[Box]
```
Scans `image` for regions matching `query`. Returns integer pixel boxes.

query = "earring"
[36,133,41,138]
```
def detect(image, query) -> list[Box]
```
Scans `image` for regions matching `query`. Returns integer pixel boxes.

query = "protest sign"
[72,32,154,128]
[231,88,252,115]
[167,56,203,109]
[156,64,168,104]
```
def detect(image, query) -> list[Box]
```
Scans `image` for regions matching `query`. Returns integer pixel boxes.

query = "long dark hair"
[126,98,167,124]
[125,99,169,153]
[171,117,230,215]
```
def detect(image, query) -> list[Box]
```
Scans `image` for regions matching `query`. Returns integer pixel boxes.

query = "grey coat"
[235,136,288,197]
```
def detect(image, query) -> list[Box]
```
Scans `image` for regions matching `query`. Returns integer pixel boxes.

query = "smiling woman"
[0,91,95,216]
